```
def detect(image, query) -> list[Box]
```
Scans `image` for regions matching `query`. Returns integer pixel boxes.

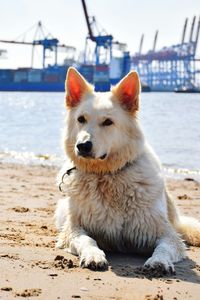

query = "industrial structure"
[80,0,129,91]
[131,16,200,91]
[0,21,76,68]
[0,22,76,91]
[79,0,200,92]
[0,0,200,92]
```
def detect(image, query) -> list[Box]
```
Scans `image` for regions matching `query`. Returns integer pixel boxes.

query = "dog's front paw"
[56,233,66,249]
[80,248,108,271]
[143,256,175,276]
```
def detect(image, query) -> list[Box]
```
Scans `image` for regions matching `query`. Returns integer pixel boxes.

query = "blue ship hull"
[0,82,65,92]
[0,64,150,92]
[0,64,114,92]
[0,66,70,92]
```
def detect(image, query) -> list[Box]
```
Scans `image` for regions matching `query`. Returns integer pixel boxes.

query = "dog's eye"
[77,116,86,124]
[102,118,113,126]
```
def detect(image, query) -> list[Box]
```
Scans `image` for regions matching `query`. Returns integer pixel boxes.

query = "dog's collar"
[59,166,76,192]
[58,161,133,192]
[121,161,132,171]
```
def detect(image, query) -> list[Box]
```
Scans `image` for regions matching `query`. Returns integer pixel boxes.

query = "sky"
[0,0,199,68]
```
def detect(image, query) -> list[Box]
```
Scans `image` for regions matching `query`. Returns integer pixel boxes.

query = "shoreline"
[1,150,200,181]
[0,162,200,300]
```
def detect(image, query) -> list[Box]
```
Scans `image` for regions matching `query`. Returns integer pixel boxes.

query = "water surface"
[0,91,199,177]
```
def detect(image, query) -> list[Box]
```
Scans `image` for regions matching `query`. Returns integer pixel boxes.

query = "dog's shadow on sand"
[107,251,200,284]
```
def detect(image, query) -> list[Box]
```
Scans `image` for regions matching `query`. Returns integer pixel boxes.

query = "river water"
[0,91,200,178]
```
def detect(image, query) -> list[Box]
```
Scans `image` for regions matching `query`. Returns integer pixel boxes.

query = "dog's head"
[63,67,144,174]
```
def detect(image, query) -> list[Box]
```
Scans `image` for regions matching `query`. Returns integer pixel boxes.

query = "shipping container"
[110,57,122,80]
[94,64,109,83]
[79,64,94,83]
[14,69,28,83]
[44,74,60,83]
[28,69,42,82]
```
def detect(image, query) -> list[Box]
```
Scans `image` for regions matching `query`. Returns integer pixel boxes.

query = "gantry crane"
[80,0,129,91]
[81,0,113,66]
[0,21,76,68]
[131,16,200,91]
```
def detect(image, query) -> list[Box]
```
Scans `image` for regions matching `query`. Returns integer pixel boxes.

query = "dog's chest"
[67,171,159,250]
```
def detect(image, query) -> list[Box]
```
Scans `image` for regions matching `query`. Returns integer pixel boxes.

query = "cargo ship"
[0,20,150,92]
[0,64,115,92]
[0,43,130,92]
[0,63,151,92]
[0,66,68,92]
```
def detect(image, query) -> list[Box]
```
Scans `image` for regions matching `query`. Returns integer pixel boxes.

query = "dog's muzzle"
[76,141,93,158]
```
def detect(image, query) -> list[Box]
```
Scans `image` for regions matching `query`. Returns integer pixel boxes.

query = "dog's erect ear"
[65,67,92,107]
[112,71,140,113]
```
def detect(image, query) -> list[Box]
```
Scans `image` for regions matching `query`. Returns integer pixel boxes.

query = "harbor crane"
[81,0,127,63]
[81,0,113,65]
[131,16,200,91]
[80,0,128,91]
[0,21,76,68]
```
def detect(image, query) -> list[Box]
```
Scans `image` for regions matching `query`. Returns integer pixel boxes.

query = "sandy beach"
[0,162,200,300]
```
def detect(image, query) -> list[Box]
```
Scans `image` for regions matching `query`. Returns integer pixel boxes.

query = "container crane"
[189,16,196,42]
[139,34,144,54]
[80,0,129,91]
[181,18,188,44]
[194,16,200,54]
[153,30,159,52]
[0,21,76,68]
[81,0,113,65]
[81,0,113,91]
[131,16,200,91]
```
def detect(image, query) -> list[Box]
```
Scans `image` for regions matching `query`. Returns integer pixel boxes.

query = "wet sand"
[0,162,200,300]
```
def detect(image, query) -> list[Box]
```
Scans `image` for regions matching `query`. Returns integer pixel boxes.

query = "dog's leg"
[56,224,108,271]
[70,231,108,271]
[143,231,186,274]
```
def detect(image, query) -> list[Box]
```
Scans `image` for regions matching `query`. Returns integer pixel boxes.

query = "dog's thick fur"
[55,67,200,273]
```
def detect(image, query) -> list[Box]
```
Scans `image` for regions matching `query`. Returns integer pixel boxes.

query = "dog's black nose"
[77,141,93,156]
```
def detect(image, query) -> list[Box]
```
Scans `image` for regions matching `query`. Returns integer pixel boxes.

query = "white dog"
[55,67,200,273]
